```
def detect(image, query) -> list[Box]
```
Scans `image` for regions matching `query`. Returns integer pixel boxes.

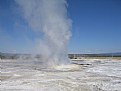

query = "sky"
[0,0,121,54]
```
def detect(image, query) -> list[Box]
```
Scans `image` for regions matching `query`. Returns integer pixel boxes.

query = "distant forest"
[0,52,121,59]
[68,53,121,59]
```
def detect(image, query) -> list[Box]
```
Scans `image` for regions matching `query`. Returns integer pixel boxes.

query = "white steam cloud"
[15,0,72,66]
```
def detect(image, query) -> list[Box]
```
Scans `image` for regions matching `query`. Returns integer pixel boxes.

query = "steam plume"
[15,0,72,66]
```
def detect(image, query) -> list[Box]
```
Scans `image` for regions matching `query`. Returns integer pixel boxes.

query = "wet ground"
[0,59,121,91]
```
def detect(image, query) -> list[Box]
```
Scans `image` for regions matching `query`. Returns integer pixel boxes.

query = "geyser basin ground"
[1,59,121,91]
[53,64,81,72]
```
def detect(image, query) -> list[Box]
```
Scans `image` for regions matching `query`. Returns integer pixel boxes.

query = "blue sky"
[0,0,121,54]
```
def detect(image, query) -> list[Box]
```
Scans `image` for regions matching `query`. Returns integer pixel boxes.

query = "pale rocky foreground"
[0,59,121,91]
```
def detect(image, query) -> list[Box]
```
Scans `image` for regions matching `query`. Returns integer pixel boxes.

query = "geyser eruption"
[15,0,72,67]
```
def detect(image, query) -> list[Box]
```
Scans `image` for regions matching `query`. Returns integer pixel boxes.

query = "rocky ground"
[0,59,121,91]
